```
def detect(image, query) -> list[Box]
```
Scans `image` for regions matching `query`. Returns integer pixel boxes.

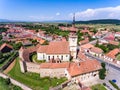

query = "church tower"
[69,34,78,59]
[72,13,75,28]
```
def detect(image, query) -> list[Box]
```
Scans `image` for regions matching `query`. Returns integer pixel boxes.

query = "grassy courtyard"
[116,54,120,61]
[0,77,22,90]
[8,58,67,90]
[91,84,107,90]
[30,53,46,63]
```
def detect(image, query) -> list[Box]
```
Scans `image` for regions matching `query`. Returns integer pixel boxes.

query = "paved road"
[85,53,120,89]
[85,53,120,71]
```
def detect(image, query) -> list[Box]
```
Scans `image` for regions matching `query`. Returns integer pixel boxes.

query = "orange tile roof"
[40,59,101,77]
[81,43,94,49]
[79,38,89,45]
[68,60,101,77]
[40,62,70,69]
[106,48,120,59]
[0,43,13,51]
[90,47,103,54]
[77,51,87,60]
[108,40,119,46]
[37,41,70,54]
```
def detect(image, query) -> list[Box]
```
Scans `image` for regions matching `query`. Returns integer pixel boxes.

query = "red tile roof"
[0,43,13,51]
[106,48,120,59]
[40,59,101,77]
[37,41,70,54]
[40,62,70,69]
[108,40,119,46]
[68,60,101,77]
[90,47,103,54]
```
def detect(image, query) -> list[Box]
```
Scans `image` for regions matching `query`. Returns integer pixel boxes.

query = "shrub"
[5,78,11,85]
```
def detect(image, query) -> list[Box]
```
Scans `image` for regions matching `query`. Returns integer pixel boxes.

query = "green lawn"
[0,77,22,90]
[91,84,107,90]
[116,54,120,61]
[8,58,67,90]
[31,54,46,63]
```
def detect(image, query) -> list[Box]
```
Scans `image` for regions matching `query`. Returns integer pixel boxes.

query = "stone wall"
[26,62,40,73]
[40,68,67,78]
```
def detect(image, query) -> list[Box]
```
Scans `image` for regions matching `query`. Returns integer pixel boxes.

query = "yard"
[8,58,67,90]
[116,54,120,61]
[91,84,107,90]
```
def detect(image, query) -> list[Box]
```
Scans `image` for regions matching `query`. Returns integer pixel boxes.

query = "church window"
[48,56,50,60]
[61,56,63,60]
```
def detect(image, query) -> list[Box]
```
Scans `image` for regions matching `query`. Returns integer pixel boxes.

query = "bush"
[103,83,106,86]
[5,78,11,85]
[0,58,5,64]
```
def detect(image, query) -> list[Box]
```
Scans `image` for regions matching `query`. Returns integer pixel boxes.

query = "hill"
[75,19,120,24]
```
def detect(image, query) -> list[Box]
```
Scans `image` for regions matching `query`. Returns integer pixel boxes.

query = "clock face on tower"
[72,38,75,42]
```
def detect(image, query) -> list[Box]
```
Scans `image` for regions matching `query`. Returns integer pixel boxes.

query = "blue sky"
[1,0,120,21]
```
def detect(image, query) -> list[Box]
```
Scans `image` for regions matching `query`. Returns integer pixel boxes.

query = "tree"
[99,63,106,80]
[101,62,106,69]
[13,42,23,50]
[0,51,3,59]
[0,35,2,40]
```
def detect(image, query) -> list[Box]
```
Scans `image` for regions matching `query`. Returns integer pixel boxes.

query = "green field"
[8,58,67,90]
[91,84,107,90]
[116,54,120,61]
[0,77,22,90]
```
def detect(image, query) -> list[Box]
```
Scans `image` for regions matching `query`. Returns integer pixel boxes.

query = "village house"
[0,43,13,53]
[104,48,120,62]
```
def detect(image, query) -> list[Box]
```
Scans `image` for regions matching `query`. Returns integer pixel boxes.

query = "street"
[85,53,120,89]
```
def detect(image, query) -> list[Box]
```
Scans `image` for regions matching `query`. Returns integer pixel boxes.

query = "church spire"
[72,13,75,28]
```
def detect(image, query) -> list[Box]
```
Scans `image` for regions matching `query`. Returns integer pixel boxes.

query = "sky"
[1,0,120,21]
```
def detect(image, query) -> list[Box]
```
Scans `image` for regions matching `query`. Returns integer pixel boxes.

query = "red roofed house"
[104,48,120,62]
[104,33,115,41]
[0,43,13,53]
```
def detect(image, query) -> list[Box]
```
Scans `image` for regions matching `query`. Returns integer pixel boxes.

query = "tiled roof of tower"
[37,41,70,54]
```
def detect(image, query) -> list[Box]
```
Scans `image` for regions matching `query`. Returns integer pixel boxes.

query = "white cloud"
[69,6,120,20]
[56,12,60,16]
